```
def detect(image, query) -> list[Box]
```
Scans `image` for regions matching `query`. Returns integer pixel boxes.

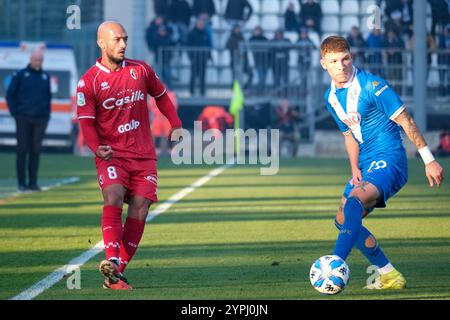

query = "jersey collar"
[95,58,126,73]
[331,66,357,93]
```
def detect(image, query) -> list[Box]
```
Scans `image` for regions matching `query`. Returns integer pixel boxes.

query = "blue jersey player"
[320,36,444,289]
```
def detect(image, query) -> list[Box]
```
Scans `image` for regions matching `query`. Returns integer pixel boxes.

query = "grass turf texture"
[0,153,449,300]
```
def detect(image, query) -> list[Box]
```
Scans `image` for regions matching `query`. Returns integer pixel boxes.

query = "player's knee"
[364,235,377,249]
[129,199,152,220]
[103,190,124,207]
[334,210,344,230]
[344,196,364,216]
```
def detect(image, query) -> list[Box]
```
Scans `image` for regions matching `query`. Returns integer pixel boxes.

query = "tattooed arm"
[392,109,427,149]
[393,109,444,187]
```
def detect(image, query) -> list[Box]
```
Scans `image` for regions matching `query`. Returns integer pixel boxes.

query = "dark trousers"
[190,60,207,96]
[14,115,49,188]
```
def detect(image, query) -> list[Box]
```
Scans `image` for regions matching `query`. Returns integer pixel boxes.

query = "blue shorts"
[343,152,408,209]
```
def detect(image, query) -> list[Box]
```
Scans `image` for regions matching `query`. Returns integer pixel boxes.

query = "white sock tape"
[418,146,435,165]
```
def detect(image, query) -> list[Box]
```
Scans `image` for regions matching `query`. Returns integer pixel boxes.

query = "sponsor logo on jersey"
[77,79,85,88]
[130,68,137,80]
[77,92,86,106]
[102,90,145,110]
[101,81,110,90]
[144,175,158,185]
[375,84,389,96]
[343,111,361,127]
[118,119,140,133]
[372,81,379,88]
[99,174,104,185]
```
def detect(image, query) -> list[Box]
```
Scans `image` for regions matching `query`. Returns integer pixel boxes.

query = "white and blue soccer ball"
[310,255,350,295]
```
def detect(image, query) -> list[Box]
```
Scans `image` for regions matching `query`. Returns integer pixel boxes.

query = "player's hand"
[351,168,362,186]
[425,160,444,187]
[96,145,113,161]
[168,127,183,142]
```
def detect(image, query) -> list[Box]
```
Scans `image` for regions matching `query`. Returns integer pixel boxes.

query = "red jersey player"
[76,21,182,290]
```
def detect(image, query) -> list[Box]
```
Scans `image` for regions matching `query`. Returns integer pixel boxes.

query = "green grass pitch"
[0,153,449,300]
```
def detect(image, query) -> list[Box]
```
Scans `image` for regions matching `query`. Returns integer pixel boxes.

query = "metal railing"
[155,44,450,141]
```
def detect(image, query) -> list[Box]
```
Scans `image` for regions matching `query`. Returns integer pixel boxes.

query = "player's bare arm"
[393,109,444,187]
[393,109,427,148]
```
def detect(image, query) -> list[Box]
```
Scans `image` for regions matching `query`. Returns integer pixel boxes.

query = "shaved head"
[97,21,128,69]
[29,49,44,71]
[97,21,126,41]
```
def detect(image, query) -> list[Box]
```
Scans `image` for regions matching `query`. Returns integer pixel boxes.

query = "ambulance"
[0,41,78,152]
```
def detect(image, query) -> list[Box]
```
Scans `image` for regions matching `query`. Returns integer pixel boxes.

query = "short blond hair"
[320,36,350,57]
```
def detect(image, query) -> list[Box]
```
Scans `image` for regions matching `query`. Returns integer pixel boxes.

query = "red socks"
[119,216,146,273]
[102,205,123,261]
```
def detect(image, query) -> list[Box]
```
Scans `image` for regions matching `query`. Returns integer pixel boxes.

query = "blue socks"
[333,197,363,260]
[334,198,390,267]
[355,226,390,268]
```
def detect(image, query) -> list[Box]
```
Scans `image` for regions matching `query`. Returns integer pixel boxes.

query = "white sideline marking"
[1,177,80,201]
[10,165,231,300]
[41,177,81,192]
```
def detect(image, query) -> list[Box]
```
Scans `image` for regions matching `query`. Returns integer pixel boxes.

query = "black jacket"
[6,65,51,118]
[225,0,253,21]
[193,0,216,17]
[249,34,270,68]
[170,0,192,26]
[186,27,212,63]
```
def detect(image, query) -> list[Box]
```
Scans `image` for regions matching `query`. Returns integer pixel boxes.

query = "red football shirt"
[76,58,167,159]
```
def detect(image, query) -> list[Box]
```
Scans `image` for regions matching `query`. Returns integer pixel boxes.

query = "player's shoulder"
[357,68,388,92]
[77,64,102,90]
[79,64,101,81]
[125,58,154,72]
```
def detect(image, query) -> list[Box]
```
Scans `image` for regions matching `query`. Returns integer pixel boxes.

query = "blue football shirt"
[324,68,406,167]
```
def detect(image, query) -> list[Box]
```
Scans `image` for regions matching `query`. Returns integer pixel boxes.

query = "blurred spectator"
[366,28,385,77]
[384,0,413,32]
[249,26,270,93]
[297,27,315,94]
[385,9,411,39]
[192,0,216,46]
[275,100,300,157]
[169,0,192,45]
[146,16,172,54]
[409,32,437,77]
[148,91,179,157]
[153,25,175,86]
[428,0,450,36]
[187,19,212,96]
[436,128,450,156]
[399,0,413,34]
[347,26,367,65]
[385,29,405,91]
[225,25,253,89]
[154,0,171,20]
[225,0,253,29]
[438,24,450,96]
[193,0,216,19]
[285,2,301,32]
[299,0,322,36]
[198,105,234,134]
[271,30,291,91]
[384,0,401,16]
[6,50,51,192]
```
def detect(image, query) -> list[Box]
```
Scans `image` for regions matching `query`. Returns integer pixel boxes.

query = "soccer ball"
[309,255,350,295]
